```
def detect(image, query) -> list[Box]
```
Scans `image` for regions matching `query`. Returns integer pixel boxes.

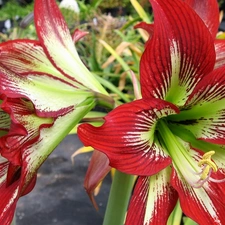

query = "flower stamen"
[190,151,225,187]
[188,151,225,188]
[197,151,217,180]
[198,151,218,180]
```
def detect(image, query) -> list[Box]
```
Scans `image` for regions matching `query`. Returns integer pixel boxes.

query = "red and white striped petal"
[125,167,178,225]
[22,101,94,183]
[184,0,219,38]
[78,98,179,176]
[34,0,106,94]
[0,94,94,225]
[140,0,215,106]
[0,101,94,225]
[0,161,37,225]
[171,168,225,225]
[0,40,83,89]
[0,98,53,166]
[0,161,20,225]
[174,66,225,144]
[0,64,93,118]
[0,160,37,225]
[214,40,225,69]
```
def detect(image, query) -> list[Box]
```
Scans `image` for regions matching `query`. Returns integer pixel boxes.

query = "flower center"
[157,120,225,188]
[157,120,200,183]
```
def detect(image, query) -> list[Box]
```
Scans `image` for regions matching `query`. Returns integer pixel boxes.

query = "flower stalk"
[103,171,135,225]
[94,92,115,109]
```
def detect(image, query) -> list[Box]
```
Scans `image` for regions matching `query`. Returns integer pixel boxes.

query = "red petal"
[0,162,21,225]
[125,168,178,225]
[84,150,111,209]
[0,159,37,225]
[0,159,36,225]
[214,40,225,69]
[78,98,179,176]
[6,163,21,187]
[0,62,92,119]
[140,0,215,105]
[171,168,225,225]
[185,0,219,38]
[134,22,154,36]
[134,22,154,47]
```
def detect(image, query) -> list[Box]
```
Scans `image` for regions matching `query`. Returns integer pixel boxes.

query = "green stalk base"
[103,170,135,225]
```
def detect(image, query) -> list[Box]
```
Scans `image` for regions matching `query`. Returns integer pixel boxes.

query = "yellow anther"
[202,151,215,160]
[200,165,211,180]
[198,151,218,180]
[198,159,218,172]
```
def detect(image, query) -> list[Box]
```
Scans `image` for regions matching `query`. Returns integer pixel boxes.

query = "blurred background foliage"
[0,0,34,19]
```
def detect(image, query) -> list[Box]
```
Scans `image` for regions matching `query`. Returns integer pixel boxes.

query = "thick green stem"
[103,170,135,225]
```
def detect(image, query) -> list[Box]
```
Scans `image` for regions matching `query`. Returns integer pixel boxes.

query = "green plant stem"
[94,92,115,109]
[103,170,135,225]
[10,214,16,225]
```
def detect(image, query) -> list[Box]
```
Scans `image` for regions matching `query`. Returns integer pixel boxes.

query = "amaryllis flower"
[78,0,225,224]
[0,0,110,224]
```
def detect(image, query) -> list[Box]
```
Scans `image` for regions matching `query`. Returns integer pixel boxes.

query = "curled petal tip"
[83,150,111,209]
[72,29,89,43]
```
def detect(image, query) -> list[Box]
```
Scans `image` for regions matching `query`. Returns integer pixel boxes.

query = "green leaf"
[90,0,104,8]
[130,0,151,23]
[99,40,131,72]
[90,33,102,72]
[94,74,131,103]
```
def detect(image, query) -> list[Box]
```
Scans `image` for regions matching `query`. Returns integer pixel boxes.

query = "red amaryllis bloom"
[0,0,109,224]
[78,0,225,224]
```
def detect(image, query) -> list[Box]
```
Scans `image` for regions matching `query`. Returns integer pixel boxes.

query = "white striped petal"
[0,65,93,117]
[34,0,107,94]
[172,66,225,144]
[125,167,178,225]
